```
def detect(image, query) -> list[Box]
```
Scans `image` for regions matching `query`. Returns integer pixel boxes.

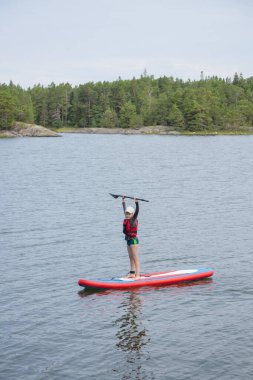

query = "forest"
[1,72,253,132]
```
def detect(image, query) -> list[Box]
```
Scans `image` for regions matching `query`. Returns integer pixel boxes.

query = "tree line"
[1,72,253,132]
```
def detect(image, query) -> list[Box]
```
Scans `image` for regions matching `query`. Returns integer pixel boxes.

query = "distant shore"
[1,123,253,138]
[54,125,253,136]
[55,125,181,135]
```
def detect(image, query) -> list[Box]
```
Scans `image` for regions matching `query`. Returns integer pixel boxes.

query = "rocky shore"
[2,123,252,138]
[58,125,181,135]
[0,122,60,138]
[58,125,253,136]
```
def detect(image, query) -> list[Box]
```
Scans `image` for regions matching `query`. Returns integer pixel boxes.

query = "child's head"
[125,206,134,219]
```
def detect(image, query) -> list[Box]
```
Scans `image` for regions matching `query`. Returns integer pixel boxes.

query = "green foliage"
[28,84,48,126]
[100,108,118,128]
[9,84,34,123]
[119,101,142,128]
[0,86,18,129]
[1,73,253,132]
[167,104,185,129]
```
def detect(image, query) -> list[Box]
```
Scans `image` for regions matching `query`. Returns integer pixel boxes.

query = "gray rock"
[13,123,60,137]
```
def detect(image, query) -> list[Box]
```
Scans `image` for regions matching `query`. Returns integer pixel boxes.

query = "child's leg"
[127,245,135,276]
[130,244,140,278]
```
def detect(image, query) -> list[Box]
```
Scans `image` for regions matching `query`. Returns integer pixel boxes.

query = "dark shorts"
[127,237,139,246]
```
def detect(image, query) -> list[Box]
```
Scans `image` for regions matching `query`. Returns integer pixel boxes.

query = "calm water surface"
[1,134,253,380]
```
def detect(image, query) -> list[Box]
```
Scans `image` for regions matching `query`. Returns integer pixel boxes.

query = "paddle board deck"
[78,268,214,290]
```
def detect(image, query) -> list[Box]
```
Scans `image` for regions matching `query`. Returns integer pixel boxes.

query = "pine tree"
[119,101,142,128]
[0,87,17,129]
[167,104,184,129]
[100,108,118,128]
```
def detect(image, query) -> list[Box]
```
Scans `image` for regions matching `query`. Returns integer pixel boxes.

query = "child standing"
[122,196,140,279]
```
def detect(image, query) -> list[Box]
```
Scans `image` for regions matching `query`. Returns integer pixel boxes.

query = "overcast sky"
[0,0,252,87]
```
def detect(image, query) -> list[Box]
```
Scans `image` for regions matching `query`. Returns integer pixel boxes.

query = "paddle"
[109,193,149,202]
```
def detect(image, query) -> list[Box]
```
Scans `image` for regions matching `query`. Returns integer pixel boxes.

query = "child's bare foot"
[135,274,141,280]
[127,271,135,278]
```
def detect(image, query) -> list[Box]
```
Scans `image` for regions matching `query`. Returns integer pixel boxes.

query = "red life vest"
[123,219,138,238]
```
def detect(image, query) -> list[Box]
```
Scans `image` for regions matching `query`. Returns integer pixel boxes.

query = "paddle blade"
[109,193,120,199]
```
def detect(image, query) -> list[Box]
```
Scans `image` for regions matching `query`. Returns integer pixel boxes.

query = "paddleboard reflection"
[113,291,153,380]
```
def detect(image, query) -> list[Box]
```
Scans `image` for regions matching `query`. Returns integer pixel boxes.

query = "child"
[122,196,140,279]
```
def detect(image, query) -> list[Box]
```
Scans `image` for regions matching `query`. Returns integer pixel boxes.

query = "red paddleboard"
[78,268,214,290]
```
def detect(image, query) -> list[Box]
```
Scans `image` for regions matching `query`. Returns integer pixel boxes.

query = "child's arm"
[132,200,139,222]
[122,196,126,214]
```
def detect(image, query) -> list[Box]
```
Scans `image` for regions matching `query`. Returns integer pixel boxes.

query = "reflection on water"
[78,288,106,297]
[114,291,153,380]
[78,280,214,379]
[115,292,150,352]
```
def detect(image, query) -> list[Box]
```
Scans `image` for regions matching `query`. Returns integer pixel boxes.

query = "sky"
[0,0,252,87]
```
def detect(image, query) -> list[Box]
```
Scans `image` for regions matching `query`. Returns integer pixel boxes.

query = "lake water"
[1,134,253,380]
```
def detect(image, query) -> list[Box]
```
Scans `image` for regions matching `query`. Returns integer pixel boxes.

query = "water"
[1,134,253,380]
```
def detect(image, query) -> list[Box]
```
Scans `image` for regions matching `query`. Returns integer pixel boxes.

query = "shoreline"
[1,124,253,138]
[55,126,181,135]
[54,126,253,136]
